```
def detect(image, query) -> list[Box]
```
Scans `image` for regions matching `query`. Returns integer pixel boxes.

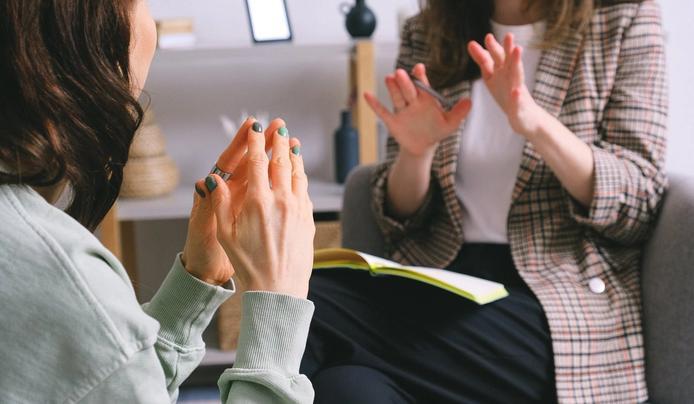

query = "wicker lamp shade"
[121,110,179,198]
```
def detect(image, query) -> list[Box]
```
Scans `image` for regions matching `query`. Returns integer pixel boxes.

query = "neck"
[492,0,543,25]
[33,183,67,205]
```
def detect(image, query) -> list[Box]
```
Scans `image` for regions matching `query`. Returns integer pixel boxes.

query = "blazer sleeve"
[566,1,668,245]
[371,18,440,246]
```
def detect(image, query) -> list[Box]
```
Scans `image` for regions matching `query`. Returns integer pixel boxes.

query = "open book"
[313,248,508,305]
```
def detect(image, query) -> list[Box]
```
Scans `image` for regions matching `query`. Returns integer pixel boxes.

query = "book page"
[355,251,405,270]
[314,248,365,264]
[397,266,504,297]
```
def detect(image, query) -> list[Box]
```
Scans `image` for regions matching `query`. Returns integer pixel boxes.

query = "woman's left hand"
[468,33,546,138]
[179,118,258,286]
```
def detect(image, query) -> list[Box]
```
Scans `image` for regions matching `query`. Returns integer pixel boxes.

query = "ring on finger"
[210,165,233,181]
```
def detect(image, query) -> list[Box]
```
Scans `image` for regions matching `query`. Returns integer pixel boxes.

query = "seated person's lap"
[313,365,415,404]
[301,244,557,404]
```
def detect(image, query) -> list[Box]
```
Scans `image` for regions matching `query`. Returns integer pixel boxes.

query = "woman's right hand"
[364,63,472,158]
[207,124,315,299]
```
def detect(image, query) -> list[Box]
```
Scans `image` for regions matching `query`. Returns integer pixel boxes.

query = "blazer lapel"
[512,30,585,202]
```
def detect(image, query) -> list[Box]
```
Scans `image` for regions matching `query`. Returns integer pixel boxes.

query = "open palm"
[468,33,543,137]
[365,64,472,157]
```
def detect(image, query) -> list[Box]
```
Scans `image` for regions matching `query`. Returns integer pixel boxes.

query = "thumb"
[411,63,430,87]
[444,98,472,131]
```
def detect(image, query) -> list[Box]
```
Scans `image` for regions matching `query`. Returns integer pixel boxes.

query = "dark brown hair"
[0,0,144,230]
[419,0,641,89]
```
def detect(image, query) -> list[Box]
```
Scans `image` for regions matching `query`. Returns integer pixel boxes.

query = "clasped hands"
[181,117,315,299]
[365,33,550,158]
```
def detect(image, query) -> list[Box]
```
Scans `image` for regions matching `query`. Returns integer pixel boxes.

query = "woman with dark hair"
[302,0,667,402]
[0,1,315,402]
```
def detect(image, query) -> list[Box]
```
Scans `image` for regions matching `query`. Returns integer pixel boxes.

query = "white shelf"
[118,179,344,221]
[152,42,399,64]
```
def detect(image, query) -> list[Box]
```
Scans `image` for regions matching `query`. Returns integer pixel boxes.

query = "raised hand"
[181,117,259,286]
[181,116,290,286]
[208,124,315,299]
[467,33,545,138]
[364,64,472,158]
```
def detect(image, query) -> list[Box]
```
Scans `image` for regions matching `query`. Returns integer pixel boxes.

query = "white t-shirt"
[455,20,546,243]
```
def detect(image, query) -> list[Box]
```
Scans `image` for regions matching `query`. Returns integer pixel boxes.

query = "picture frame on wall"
[245,0,293,43]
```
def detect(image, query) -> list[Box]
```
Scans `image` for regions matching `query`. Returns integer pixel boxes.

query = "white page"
[396,266,504,296]
[356,251,405,269]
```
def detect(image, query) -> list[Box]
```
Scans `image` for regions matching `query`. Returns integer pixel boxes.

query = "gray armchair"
[341,164,694,404]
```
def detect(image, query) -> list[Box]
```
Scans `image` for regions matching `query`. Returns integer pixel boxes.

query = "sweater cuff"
[233,292,315,374]
[566,145,627,230]
[142,253,234,347]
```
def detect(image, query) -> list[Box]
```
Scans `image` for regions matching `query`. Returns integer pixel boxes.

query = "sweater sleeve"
[218,292,315,404]
[141,254,234,399]
[79,254,234,403]
[565,1,668,245]
[78,347,173,403]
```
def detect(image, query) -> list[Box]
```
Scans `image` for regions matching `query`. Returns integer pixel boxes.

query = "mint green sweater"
[0,184,315,403]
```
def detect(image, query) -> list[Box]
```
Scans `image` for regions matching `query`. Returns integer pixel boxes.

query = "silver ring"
[210,165,232,181]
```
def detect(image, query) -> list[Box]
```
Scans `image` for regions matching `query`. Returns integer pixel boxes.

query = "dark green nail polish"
[278,127,289,137]
[292,145,301,156]
[195,184,206,198]
[205,176,217,193]
[252,122,263,133]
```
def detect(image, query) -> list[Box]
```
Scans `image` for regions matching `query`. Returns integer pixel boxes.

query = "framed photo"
[245,0,293,43]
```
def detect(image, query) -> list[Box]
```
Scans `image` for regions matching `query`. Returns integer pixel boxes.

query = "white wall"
[660,0,694,175]
[148,0,419,47]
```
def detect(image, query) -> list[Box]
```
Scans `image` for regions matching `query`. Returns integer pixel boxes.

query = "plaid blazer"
[370,2,668,403]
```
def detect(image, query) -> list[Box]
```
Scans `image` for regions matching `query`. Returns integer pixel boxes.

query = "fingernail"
[252,122,263,133]
[292,145,301,156]
[205,175,217,193]
[195,184,206,198]
[278,127,289,137]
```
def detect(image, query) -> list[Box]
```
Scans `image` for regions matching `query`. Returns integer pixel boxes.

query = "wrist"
[398,146,436,168]
[180,253,227,286]
[246,282,309,300]
[516,103,549,142]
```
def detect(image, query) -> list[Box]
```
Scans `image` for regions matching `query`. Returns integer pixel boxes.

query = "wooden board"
[350,41,378,164]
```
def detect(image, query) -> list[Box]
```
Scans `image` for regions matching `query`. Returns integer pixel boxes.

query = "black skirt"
[301,243,556,404]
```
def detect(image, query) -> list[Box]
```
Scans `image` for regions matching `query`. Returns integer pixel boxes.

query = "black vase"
[334,110,360,184]
[341,0,377,39]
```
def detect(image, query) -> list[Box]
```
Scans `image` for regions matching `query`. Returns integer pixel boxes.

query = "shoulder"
[400,14,428,48]
[0,185,158,401]
[397,15,430,69]
[591,0,663,36]
[583,0,665,72]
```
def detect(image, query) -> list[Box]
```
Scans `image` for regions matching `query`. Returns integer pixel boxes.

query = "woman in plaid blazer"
[302,0,666,403]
